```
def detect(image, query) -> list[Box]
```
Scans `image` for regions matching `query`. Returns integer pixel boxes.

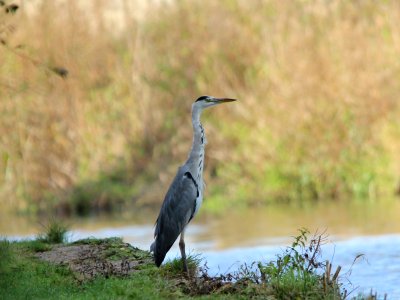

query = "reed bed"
[1,0,400,214]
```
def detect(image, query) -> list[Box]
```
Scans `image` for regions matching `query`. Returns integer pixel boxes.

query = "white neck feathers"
[186,105,206,178]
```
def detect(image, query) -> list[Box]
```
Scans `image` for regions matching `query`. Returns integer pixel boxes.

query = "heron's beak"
[211,97,237,103]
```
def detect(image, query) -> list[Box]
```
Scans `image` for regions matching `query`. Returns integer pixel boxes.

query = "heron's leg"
[179,231,189,274]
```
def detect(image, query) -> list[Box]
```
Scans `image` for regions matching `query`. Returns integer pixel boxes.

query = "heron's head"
[194,95,237,109]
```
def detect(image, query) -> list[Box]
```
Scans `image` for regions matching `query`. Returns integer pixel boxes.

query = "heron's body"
[150,96,236,270]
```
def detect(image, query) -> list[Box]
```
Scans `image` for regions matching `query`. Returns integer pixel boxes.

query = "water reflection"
[3,200,400,243]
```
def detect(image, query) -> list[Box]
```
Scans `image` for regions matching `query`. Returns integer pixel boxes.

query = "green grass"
[0,239,76,300]
[23,239,53,252]
[0,239,13,274]
[0,238,214,300]
[0,229,379,299]
[0,239,175,300]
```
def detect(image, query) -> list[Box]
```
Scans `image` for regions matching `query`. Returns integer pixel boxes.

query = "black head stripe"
[195,95,209,102]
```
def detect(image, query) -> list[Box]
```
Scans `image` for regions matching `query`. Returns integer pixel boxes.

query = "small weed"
[37,219,69,244]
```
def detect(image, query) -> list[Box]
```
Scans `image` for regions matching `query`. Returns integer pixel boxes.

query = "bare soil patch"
[36,238,153,280]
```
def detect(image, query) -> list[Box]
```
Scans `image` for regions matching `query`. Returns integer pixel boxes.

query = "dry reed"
[1,0,400,213]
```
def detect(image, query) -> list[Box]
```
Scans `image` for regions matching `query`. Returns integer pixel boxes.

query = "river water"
[2,200,399,298]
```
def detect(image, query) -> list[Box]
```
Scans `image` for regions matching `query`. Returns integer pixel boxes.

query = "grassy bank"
[1,1,400,214]
[0,228,375,299]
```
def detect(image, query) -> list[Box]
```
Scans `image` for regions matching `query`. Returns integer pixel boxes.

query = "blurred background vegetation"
[1,0,400,216]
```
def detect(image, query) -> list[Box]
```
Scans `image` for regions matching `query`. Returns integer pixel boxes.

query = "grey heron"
[150,95,237,272]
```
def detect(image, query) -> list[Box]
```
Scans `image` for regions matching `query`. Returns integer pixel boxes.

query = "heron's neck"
[187,106,206,176]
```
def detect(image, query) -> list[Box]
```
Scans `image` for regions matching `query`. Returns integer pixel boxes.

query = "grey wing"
[152,169,199,267]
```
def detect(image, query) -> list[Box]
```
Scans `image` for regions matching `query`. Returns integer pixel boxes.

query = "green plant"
[37,219,69,244]
[258,228,343,298]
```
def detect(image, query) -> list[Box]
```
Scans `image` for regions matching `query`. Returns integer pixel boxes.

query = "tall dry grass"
[1,0,400,214]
